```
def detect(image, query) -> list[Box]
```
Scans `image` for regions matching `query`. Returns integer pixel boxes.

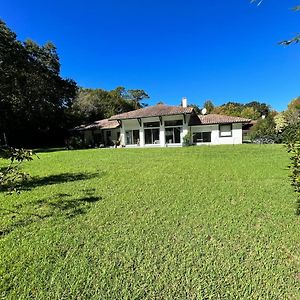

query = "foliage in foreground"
[0,148,34,192]
[287,143,300,215]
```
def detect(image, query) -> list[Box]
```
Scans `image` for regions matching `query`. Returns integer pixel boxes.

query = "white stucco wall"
[191,123,243,145]
[119,116,244,147]
[120,115,189,147]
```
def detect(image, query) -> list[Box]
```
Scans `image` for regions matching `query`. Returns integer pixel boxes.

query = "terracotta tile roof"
[73,119,119,131]
[198,114,251,125]
[109,104,194,120]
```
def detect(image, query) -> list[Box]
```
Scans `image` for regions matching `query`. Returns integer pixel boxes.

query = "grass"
[0,145,299,299]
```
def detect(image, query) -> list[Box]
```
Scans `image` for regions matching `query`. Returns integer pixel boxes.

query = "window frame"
[144,128,160,144]
[164,120,183,127]
[165,127,182,144]
[219,124,233,138]
[192,132,212,143]
[125,130,140,145]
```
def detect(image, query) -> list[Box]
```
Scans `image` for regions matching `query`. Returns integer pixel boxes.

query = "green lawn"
[0,145,299,299]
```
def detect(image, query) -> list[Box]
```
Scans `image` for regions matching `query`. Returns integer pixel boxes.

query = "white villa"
[73,98,251,147]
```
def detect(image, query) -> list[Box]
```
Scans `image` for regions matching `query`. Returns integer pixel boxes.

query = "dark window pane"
[219,124,232,137]
[144,122,160,128]
[126,131,132,144]
[152,129,160,143]
[174,127,181,143]
[203,132,211,142]
[165,128,174,143]
[193,132,211,143]
[145,129,152,144]
[145,128,160,144]
[165,120,183,127]
[193,132,202,143]
[133,130,140,144]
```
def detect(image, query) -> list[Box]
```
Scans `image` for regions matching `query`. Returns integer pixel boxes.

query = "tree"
[284,97,300,126]
[211,101,271,120]
[127,89,149,109]
[69,87,145,124]
[274,113,288,133]
[240,106,260,119]
[249,116,276,141]
[203,100,214,113]
[188,104,202,114]
[0,19,77,147]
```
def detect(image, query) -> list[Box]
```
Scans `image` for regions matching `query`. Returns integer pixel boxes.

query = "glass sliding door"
[144,128,160,144]
[165,127,182,144]
[125,130,140,145]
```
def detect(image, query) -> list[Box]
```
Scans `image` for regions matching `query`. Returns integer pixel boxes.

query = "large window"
[126,130,140,145]
[145,128,160,144]
[164,120,183,127]
[219,124,232,137]
[165,127,181,144]
[165,119,183,144]
[193,132,211,143]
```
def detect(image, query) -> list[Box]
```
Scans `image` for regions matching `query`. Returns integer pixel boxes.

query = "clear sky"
[2,0,300,111]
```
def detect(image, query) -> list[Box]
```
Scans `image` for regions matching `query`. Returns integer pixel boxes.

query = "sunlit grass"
[0,145,299,299]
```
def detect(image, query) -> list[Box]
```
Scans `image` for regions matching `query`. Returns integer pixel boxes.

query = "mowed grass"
[0,145,299,299]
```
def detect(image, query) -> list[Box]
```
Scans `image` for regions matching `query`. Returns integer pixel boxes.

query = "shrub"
[182,132,192,146]
[0,147,34,192]
[281,122,300,144]
[286,142,300,215]
[252,136,276,144]
[249,117,276,142]
[67,136,85,149]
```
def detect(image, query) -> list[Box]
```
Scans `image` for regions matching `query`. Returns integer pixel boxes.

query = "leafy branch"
[0,148,35,193]
[251,1,300,45]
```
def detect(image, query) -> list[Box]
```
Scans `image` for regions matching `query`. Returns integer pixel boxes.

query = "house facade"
[73,99,251,147]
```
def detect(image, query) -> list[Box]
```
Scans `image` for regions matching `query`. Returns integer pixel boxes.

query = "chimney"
[181,97,187,108]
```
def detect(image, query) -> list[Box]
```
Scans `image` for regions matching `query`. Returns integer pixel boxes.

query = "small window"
[219,124,232,137]
[144,122,160,128]
[193,132,211,143]
[164,120,183,127]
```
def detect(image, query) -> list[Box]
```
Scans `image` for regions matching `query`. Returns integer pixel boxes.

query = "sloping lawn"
[0,145,299,299]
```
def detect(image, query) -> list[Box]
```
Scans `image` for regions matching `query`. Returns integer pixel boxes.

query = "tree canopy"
[69,87,149,124]
[0,20,149,147]
[0,19,77,147]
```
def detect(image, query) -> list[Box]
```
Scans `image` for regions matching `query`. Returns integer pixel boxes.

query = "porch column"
[139,125,145,147]
[120,126,125,146]
[182,114,190,144]
[160,117,166,147]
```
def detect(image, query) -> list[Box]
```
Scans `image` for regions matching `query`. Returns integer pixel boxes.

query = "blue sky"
[2,0,300,111]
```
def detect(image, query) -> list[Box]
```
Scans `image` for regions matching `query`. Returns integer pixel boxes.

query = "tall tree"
[127,89,149,109]
[69,87,143,124]
[203,100,215,113]
[0,20,77,147]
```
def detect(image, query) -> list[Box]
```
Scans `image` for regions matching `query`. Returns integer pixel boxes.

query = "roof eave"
[109,111,193,121]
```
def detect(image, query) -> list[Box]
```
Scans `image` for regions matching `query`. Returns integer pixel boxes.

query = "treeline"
[192,99,300,143]
[71,88,149,125]
[2,19,299,148]
[0,20,148,147]
[190,100,270,120]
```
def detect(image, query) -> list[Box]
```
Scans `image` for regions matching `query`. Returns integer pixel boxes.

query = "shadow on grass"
[33,147,66,154]
[21,172,103,191]
[0,188,103,237]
